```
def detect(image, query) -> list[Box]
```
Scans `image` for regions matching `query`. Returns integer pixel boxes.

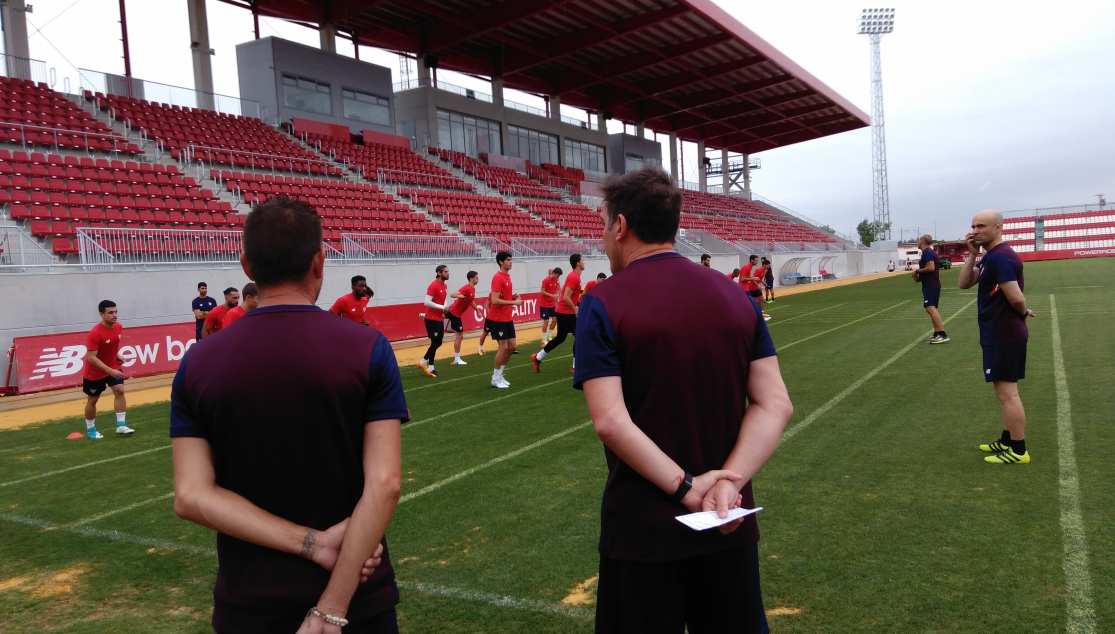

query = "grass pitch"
[1,258,1112,633]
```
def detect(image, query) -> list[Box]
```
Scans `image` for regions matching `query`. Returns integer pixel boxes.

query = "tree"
[819,224,835,234]
[856,219,892,246]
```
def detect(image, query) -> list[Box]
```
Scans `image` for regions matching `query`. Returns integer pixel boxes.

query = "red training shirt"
[540,277,560,308]
[205,304,231,333]
[449,284,475,318]
[489,271,514,322]
[556,271,582,315]
[584,280,598,294]
[222,305,247,328]
[84,321,123,380]
[740,263,761,291]
[425,280,448,321]
[330,293,369,324]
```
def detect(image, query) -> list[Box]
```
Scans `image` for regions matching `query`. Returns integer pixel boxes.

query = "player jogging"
[728,268,740,282]
[221,283,258,328]
[539,268,561,344]
[958,209,1034,465]
[585,272,606,293]
[447,270,483,365]
[418,265,451,377]
[533,253,583,374]
[192,282,217,341]
[487,251,523,388]
[201,287,239,338]
[762,257,775,303]
[914,235,948,343]
[330,275,372,325]
[82,300,134,439]
[740,255,772,321]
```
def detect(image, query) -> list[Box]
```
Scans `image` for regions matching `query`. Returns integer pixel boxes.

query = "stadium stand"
[437,149,561,200]
[1,77,140,154]
[310,133,472,190]
[1002,210,1115,251]
[518,200,602,239]
[401,188,562,243]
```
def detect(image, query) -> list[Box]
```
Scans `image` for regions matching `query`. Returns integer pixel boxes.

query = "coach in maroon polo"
[574,168,794,634]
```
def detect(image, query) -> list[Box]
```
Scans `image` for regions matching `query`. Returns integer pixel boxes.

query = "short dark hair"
[496,251,512,264]
[602,167,681,244]
[466,270,478,280]
[223,287,238,296]
[597,273,606,280]
[435,264,448,274]
[552,267,563,276]
[243,196,323,286]
[197,282,207,289]
[749,254,759,262]
[701,253,711,262]
[98,300,116,313]
[351,275,366,285]
[569,253,582,268]
[732,268,741,276]
[242,282,259,298]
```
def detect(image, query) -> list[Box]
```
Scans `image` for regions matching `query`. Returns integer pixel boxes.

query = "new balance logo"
[30,346,86,380]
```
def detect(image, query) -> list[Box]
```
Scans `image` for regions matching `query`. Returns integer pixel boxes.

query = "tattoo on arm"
[300,529,317,559]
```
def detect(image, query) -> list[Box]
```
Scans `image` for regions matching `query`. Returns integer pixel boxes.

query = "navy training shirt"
[573,252,777,562]
[170,304,409,634]
[192,296,218,328]
[977,242,1028,346]
[919,247,941,289]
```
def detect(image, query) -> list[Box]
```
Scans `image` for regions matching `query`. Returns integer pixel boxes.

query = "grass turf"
[0,258,1111,633]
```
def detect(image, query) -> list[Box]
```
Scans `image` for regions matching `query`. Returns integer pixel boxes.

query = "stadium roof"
[223,0,870,154]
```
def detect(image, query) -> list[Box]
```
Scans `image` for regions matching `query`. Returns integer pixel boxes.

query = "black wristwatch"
[669,471,693,503]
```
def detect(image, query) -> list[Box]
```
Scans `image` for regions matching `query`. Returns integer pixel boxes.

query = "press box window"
[343,89,391,126]
[283,75,331,115]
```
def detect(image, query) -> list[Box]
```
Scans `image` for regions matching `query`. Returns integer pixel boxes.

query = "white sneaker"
[116,424,135,435]
[499,378,510,388]
[492,378,509,388]
[451,359,467,365]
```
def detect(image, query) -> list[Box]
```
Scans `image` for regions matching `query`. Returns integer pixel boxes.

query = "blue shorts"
[922,286,941,308]
[539,306,556,320]
[982,340,1027,383]
[484,319,516,341]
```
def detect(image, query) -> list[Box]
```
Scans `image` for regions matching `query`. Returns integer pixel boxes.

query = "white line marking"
[0,445,171,488]
[396,580,592,619]
[767,302,848,326]
[1061,286,1102,289]
[779,300,910,350]
[399,421,593,503]
[63,492,175,528]
[1050,295,1097,634]
[779,297,976,445]
[404,353,572,393]
[0,512,217,555]
[404,378,570,431]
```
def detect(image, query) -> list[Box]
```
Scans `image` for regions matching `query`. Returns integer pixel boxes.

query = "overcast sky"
[23,0,1115,241]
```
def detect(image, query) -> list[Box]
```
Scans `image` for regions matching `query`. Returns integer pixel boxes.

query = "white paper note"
[675,507,763,531]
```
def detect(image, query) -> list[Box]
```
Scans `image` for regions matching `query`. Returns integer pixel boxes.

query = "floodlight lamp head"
[857,8,895,35]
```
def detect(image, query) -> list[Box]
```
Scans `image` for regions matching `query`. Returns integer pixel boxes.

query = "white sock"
[420,358,428,366]
[477,345,483,352]
[493,369,500,381]
[427,364,434,372]
[86,418,96,430]
[536,349,547,360]
[116,412,126,425]
[455,353,462,361]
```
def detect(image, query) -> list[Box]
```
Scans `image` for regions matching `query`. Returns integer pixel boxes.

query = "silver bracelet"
[307,607,349,627]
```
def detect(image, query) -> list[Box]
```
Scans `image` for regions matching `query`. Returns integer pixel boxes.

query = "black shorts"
[749,289,763,298]
[539,306,556,320]
[922,286,941,308]
[82,375,124,397]
[446,313,463,333]
[595,543,769,634]
[982,340,1027,383]
[764,277,773,289]
[424,318,445,342]
[484,319,516,341]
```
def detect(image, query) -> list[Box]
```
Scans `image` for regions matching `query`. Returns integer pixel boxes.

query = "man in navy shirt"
[171,196,408,634]
[575,167,794,633]
[914,235,948,343]
[192,282,218,341]
[958,209,1035,465]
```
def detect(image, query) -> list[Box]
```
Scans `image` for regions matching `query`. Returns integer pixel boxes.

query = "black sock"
[1000,429,1011,444]
[938,331,947,337]
[1010,438,1026,455]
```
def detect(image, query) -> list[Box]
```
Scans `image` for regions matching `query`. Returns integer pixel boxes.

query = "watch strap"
[669,471,693,503]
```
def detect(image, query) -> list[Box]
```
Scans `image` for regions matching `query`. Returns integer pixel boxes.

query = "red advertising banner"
[6,293,547,395]
[1018,247,1115,262]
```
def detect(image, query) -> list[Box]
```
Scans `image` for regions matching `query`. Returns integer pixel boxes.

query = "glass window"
[508,125,559,165]
[342,88,391,126]
[564,139,606,172]
[625,152,645,173]
[436,109,501,158]
[282,74,331,115]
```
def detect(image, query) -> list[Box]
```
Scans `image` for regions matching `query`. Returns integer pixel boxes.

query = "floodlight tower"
[858,8,895,241]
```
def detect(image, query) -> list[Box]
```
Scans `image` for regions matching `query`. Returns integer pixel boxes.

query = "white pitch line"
[396,580,592,620]
[0,445,171,488]
[404,378,570,431]
[767,302,847,326]
[0,512,217,556]
[404,353,572,393]
[1050,295,1097,634]
[399,421,593,503]
[779,300,910,350]
[778,297,976,445]
[63,492,175,528]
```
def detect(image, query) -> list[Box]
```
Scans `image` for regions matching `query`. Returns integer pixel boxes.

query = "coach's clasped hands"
[311,518,383,583]
[680,470,747,535]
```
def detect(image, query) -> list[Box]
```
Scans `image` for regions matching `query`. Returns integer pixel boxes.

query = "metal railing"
[0,121,139,157]
[560,115,599,131]
[375,167,474,191]
[677,179,701,192]
[732,240,855,254]
[509,237,601,260]
[749,192,858,246]
[434,80,493,103]
[0,53,49,84]
[76,227,244,269]
[78,69,261,119]
[505,99,548,118]
[183,144,347,181]
[0,224,60,270]
[1002,203,1115,219]
[341,233,480,261]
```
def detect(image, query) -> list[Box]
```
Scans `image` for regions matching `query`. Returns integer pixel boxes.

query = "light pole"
[858,8,894,242]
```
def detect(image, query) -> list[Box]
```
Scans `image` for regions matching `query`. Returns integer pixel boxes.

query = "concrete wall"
[236,37,395,135]
[608,133,664,174]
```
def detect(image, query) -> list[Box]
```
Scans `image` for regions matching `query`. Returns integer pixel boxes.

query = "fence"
[0,224,60,270]
[78,69,262,119]
[732,240,855,254]
[0,53,49,85]
[183,144,347,182]
[375,167,476,192]
[509,237,602,260]
[560,115,599,131]
[0,121,141,156]
[76,227,244,269]
[341,233,480,261]
[1002,203,1114,218]
[505,99,549,118]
